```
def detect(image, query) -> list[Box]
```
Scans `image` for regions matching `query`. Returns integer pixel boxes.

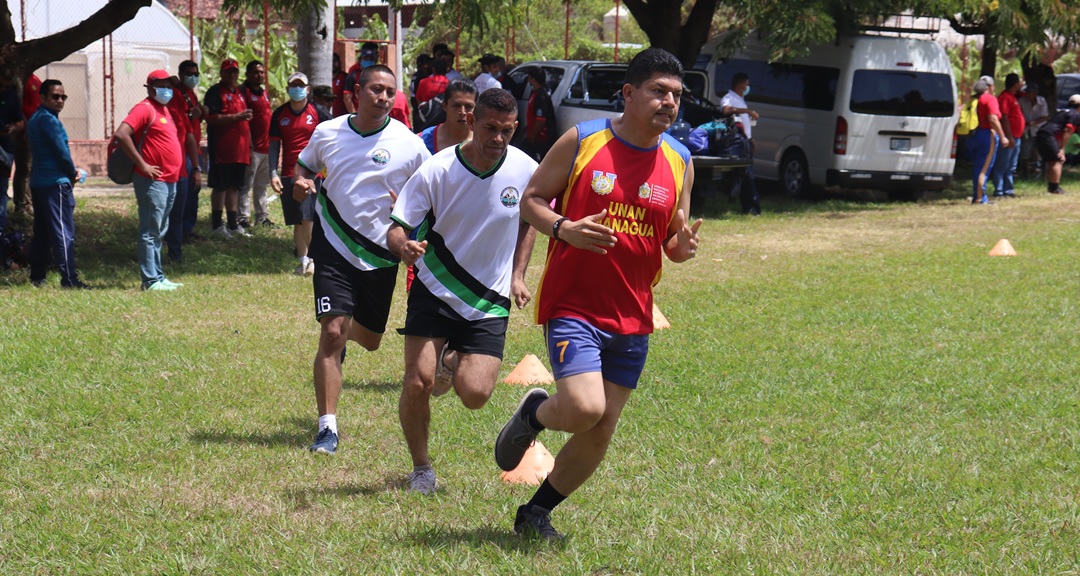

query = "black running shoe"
[495,388,548,471]
[514,505,563,541]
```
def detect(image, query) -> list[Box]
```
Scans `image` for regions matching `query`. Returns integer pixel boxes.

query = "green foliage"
[193,16,297,105]
[947,41,1022,96]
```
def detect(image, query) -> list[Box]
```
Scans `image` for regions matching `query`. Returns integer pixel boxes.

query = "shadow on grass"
[410,526,567,552]
[341,378,400,393]
[1,195,294,288]
[188,416,313,448]
[284,474,402,509]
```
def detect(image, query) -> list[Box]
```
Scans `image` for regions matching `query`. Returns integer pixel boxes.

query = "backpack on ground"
[957,99,980,136]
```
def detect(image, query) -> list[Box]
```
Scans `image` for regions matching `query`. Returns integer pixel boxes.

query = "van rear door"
[844,69,955,176]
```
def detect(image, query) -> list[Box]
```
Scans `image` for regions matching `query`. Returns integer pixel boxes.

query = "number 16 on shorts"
[316,296,332,315]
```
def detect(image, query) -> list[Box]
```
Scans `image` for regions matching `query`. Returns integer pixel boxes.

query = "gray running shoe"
[514,504,564,541]
[495,387,548,471]
[432,342,455,397]
[406,466,437,495]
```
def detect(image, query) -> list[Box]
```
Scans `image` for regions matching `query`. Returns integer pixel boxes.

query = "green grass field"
[3,167,1080,574]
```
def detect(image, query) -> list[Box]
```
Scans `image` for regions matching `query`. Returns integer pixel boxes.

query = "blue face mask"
[154,87,173,105]
[360,59,375,68]
[288,86,308,102]
[183,74,199,89]
[743,86,751,97]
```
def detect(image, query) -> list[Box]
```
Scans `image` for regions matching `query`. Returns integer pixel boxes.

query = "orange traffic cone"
[653,303,671,330]
[500,441,555,485]
[504,354,554,385]
[989,239,1017,256]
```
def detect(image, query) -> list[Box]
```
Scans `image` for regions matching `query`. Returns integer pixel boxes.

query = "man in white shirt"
[474,54,502,94]
[720,72,761,214]
[1019,85,1049,178]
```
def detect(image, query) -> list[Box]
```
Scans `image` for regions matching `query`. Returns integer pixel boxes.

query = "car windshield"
[849,70,954,117]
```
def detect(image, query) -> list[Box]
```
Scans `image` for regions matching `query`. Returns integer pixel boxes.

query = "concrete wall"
[70,140,109,177]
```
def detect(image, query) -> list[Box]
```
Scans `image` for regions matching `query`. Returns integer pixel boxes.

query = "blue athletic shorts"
[544,317,649,389]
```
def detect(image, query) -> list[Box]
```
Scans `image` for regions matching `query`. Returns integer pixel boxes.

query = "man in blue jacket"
[27,79,88,288]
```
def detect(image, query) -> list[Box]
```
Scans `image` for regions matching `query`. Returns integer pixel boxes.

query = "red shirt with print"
[167,85,203,143]
[22,74,41,120]
[270,102,331,178]
[332,71,348,117]
[204,82,251,164]
[121,99,184,183]
[239,83,272,154]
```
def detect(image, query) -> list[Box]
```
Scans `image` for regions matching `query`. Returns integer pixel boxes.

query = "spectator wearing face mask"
[720,72,761,215]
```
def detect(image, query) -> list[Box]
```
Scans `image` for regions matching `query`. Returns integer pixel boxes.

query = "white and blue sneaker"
[309,427,338,455]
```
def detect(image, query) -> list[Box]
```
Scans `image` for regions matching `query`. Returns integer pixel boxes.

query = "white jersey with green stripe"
[391,144,538,321]
[297,115,431,271]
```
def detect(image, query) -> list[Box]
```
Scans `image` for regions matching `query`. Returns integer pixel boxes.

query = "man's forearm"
[512,221,536,281]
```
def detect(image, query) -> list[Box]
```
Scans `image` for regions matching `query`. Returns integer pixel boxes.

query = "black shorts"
[397,280,508,359]
[312,253,398,334]
[1036,132,1061,163]
[279,177,318,226]
[208,162,247,190]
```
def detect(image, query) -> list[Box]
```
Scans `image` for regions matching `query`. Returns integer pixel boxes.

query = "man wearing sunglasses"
[26,80,89,288]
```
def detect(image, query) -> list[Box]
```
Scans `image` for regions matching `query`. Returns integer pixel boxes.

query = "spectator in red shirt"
[238,60,274,228]
[203,58,253,238]
[331,52,348,117]
[990,73,1025,198]
[171,60,207,241]
[112,70,186,291]
[11,73,39,215]
[416,58,450,106]
[343,45,411,129]
[969,75,1008,204]
[269,72,332,276]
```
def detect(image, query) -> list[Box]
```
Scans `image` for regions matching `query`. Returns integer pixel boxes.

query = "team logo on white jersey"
[372,149,390,165]
[500,186,520,208]
[638,182,652,199]
[591,171,616,196]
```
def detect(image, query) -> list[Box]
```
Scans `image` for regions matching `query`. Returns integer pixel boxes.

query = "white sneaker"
[229,225,252,238]
[304,260,315,276]
[293,262,307,275]
[406,466,437,495]
[211,225,232,239]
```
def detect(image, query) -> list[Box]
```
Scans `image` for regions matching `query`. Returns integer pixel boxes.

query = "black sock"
[523,395,546,431]
[227,211,238,229]
[1049,182,1059,192]
[526,479,566,512]
[212,210,223,229]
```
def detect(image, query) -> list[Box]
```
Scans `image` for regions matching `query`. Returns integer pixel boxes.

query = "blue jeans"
[29,182,78,285]
[166,173,189,262]
[969,128,998,203]
[0,165,10,233]
[990,142,1020,195]
[182,156,202,236]
[133,174,176,287]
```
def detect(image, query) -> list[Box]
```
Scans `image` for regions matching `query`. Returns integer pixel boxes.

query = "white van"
[697,34,959,199]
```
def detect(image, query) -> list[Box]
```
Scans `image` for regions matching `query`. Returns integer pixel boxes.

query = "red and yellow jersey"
[534,118,690,335]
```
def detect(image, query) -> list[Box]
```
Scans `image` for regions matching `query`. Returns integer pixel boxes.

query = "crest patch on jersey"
[372,149,390,165]
[500,186,520,208]
[591,171,616,196]
[281,117,291,126]
[638,182,652,199]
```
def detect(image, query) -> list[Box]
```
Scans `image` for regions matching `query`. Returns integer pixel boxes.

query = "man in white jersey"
[293,64,431,455]
[388,88,537,494]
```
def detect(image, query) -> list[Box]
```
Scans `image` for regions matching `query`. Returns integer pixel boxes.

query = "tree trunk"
[296,2,334,87]
[980,41,997,79]
[621,0,720,68]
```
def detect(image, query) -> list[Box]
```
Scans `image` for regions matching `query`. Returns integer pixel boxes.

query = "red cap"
[145,69,171,85]
[221,58,240,72]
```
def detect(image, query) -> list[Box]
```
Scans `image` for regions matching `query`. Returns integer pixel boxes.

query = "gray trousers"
[238,150,270,222]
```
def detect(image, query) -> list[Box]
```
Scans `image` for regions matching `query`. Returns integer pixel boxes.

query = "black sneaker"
[30,278,46,288]
[514,505,563,541]
[495,388,548,471]
[62,279,92,290]
[257,218,277,229]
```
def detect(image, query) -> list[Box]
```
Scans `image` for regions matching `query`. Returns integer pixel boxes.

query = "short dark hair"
[432,43,449,57]
[732,72,749,87]
[624,47,683,88]
[1005,73,1020,89]
[357,64,395,87]
[246,60,263,74]
[444,77,478,101]
[179,60,198,74]
[361,41,378,52]
[526,67,545,83]
[474,88,517,118]
[432,58,449,75]
[416,54,433,67]
[40,79,63,96]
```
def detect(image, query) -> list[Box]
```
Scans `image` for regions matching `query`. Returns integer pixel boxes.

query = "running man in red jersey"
[494,48,701,540]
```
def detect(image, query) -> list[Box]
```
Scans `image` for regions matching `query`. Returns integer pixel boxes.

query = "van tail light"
[834,116,847,155]
[951,125,958,159]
